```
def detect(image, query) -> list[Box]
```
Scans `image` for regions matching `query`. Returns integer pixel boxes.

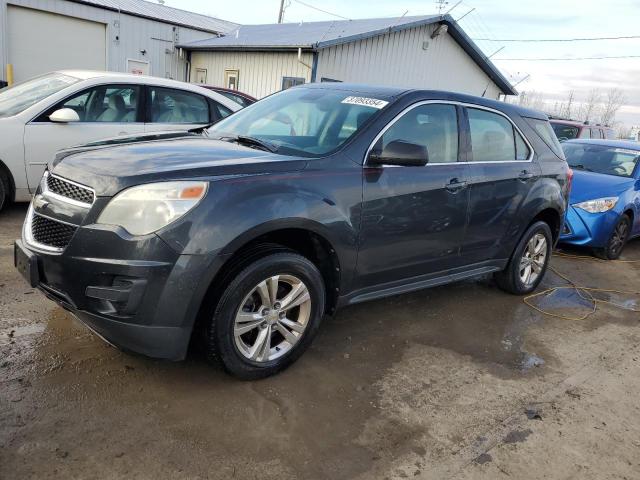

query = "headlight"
[573,197,618,213]
[97,181,208,235]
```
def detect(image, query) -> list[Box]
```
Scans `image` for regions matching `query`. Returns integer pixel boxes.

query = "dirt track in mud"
[1,203,639,479]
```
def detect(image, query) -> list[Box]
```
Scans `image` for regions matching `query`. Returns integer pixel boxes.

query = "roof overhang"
[185,45,314,52]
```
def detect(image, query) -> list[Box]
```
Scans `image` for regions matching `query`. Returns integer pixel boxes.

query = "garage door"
[7,6,106,83]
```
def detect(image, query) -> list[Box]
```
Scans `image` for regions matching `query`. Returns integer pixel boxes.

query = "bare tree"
[579,89,601,123]
[563,90,575,119]
[599,88,626,126]
[615,123,631,140]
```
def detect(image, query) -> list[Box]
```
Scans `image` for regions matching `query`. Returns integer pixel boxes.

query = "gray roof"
[70,0,238,33]
[179,15,515,95]
[181,15,439,49]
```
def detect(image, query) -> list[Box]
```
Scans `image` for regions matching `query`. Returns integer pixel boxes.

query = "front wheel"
[206,251,325,380]
[495,221,552,295]
[594,214,631,260]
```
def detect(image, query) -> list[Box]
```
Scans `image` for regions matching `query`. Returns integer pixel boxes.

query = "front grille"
[31,214,77,249]
[46,174,94,205]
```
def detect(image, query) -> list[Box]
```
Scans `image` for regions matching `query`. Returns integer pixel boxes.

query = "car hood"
[569,169,635,204]
[53,136,308,197]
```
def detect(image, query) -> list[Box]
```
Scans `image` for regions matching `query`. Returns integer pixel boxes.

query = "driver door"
[23,84,145,190]
[355,103,470,290]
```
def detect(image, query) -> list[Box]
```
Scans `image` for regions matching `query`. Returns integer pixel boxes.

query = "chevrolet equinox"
[15,84,570,379]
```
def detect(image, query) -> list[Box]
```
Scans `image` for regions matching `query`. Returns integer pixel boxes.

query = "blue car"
[561,139,640,259]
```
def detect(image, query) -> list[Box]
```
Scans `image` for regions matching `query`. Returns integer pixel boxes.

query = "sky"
[168,0,640,127]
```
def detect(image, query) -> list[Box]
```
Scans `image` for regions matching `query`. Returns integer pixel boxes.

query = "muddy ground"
[1,202,639,480]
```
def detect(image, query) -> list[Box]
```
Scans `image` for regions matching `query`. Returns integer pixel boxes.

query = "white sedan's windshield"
[0,73,80,118]
[207,88,387,157]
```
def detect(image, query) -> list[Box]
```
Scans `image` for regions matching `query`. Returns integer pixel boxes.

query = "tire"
[494,221,553,295]
[0,171,8,212]
[594,214,631,260]
[206,251,325,380]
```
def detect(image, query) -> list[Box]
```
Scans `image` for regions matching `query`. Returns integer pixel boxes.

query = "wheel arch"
[530,207,563,243]
[0,158,16,202]
[191,222,344,346]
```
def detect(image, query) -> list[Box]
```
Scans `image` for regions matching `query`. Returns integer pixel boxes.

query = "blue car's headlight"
[574,197,618,213]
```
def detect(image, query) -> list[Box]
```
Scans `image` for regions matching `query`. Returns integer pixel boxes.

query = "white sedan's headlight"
[97,181,208,235]
[573,197,618,213]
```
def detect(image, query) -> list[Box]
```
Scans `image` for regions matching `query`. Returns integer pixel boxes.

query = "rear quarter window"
[524,117,565,159]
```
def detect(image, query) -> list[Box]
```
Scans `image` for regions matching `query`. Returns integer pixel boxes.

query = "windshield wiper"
[571,164,593,172]
[218,135,279,153]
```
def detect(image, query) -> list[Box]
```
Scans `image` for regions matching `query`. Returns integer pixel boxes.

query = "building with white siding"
[0,0,237,86]
[181,15,516,100]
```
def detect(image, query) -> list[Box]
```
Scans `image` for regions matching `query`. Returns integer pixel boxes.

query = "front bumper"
[15,224,224,361]
[560,205,619,248]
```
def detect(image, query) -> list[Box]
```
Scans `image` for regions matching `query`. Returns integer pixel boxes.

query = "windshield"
[207,87,387,157]
[0,73,80,118]
[551,123,579,141]
[563,143,640,177]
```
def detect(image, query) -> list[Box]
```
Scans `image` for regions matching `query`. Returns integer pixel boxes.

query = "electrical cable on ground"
[523,251,640,321]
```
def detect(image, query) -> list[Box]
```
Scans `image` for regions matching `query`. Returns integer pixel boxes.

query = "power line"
[291,0,351,20]
[494,55,640,61]
[473,35,640,42]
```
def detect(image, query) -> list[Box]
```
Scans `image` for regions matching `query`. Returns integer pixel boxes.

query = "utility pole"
[278,0,285,23]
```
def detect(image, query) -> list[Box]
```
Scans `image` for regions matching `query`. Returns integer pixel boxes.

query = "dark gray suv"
[15,84,570,379]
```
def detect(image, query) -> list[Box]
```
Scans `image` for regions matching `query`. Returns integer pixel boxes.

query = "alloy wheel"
[234,274,312,363]
[519,233,548,287]
[609,219,629,257]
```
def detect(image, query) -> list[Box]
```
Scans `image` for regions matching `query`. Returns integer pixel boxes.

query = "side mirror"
[49,108,80,123]
[368,140,429,167]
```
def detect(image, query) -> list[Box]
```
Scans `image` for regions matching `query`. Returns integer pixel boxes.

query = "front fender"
[157,167,363,286]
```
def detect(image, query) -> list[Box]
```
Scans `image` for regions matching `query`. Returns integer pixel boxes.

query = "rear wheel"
[594,214,631,260]
[495,221,552,295]
[206,251,325,380]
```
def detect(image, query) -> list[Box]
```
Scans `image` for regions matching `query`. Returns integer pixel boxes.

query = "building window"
[282,77,305,90]
[320,77,342,83]
[224,69,239,90]
[195,68,208,84]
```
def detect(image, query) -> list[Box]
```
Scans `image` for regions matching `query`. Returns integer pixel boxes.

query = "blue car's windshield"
[562,143,640,178]
[207,87,388,157]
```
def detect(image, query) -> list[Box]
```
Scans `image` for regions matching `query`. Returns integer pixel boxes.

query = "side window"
[468,108,517,162]
[282,77,305,90]
[37,85,140,122]
[208,100,233,122]
[578,128,591,138]
[377,103,459,164]
[515,129,531,160]
[149,87,209,124]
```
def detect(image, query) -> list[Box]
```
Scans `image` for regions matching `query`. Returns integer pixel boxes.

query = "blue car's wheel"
[595,214,631,260]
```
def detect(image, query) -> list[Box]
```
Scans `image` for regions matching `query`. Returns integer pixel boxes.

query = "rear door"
[23,83,145,190]
[356,102,470,289]
[460,106,540,265]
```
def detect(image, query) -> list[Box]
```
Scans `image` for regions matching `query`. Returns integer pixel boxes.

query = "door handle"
[445,178,468,193]
[518,170,535,182]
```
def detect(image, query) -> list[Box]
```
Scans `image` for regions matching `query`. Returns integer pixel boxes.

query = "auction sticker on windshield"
[341,96,389,109]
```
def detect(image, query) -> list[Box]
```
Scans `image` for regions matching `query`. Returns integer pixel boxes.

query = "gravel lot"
[1,203,639,480]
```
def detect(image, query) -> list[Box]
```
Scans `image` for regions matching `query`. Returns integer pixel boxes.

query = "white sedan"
[0,70,241,210]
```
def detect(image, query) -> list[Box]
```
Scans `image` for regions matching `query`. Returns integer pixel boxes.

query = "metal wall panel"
[190,50,314,99]
[315,23,502,99]
[0,0,214,83]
